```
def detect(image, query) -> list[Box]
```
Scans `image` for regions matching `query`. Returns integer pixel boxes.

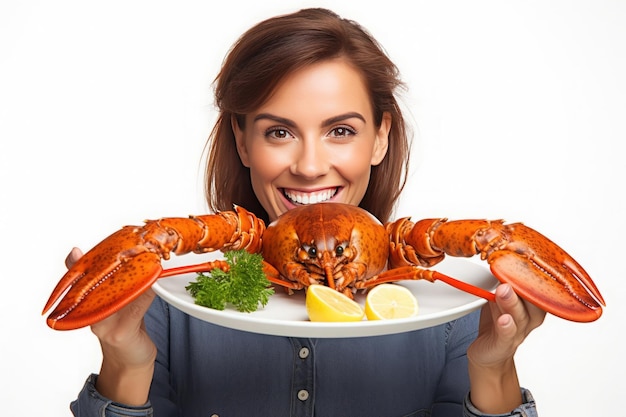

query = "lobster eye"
[335,245,344,256]
[307,247,317,257]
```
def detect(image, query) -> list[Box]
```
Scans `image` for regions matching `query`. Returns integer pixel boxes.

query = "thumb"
[65,247,84,269]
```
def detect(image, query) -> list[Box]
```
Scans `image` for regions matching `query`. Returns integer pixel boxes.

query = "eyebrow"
[253,112,366,127]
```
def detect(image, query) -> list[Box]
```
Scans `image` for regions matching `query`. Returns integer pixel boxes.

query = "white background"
[1,1,624,415]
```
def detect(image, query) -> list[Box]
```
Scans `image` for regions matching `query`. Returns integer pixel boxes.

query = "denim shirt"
[70,297,538,417]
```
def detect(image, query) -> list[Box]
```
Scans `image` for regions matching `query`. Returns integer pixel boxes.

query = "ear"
[371,112,391,166]
[232,115,251,167]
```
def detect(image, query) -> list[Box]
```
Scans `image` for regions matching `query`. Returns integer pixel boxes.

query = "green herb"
[186,250,274,312]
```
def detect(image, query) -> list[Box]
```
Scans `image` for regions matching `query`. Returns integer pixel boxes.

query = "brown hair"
[205,8,411,223]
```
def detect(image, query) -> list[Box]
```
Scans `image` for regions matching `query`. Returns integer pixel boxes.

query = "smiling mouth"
[283,188,338,205]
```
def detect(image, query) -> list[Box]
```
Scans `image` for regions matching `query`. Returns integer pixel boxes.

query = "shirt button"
[297,389,310,401]
[298,347,310,359]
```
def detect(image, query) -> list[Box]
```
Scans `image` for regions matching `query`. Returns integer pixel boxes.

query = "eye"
[328,126,356,138]
[265,127,293,140]
[307,246,317,257]
[335,245,344,257]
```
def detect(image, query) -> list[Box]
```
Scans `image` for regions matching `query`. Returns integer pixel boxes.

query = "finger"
[127,289,157,321]
[494,283,528,323]
[65,247,84,269]
[472,306,520,365]
[495,283,546,335]
[495,313,516,338]
[91,290,157,345]
[520,298,546,329]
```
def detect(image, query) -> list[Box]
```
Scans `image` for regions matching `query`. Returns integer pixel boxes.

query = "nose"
[290,138,330,179]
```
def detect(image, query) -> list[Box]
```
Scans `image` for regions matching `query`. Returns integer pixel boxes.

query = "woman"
[69,8,542,416]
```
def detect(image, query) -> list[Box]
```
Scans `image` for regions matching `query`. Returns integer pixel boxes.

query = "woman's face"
[233,59,391,222]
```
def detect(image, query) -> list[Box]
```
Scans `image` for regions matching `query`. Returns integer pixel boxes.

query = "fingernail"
[500,284,513,300]
[500,314,513,328]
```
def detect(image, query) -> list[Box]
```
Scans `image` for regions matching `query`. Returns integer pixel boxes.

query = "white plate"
[153,256,498,338]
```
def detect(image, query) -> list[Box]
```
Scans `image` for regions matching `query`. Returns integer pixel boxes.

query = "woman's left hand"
[465,283,546,413]
[468,283,545,367]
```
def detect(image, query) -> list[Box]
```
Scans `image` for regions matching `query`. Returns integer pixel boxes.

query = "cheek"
[247,147,288,182]
[333,147,375,179]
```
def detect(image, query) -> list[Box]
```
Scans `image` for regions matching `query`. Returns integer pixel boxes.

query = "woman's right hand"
[66,247,157,405]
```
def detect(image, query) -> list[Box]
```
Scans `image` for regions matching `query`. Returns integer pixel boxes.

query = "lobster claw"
[484,224,605,323]
[42,227,165,330]
[43,207,264,330]
[396,218,606,323]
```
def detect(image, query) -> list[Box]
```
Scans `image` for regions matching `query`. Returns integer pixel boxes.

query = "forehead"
[255,59,374,120]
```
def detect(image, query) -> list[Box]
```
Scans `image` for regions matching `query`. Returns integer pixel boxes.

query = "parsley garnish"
[186,250,274,312]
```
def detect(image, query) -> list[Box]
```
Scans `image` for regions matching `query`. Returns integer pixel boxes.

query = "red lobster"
[43,203,605,330]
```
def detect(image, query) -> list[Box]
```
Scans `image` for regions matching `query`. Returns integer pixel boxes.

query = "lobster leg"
[43,206,264,330]
[158,260,231,278]
[355,266,496,302]
[262,262,318,293]
[159,260,309,294]
[262,255,372,299]
[386,217,605,322]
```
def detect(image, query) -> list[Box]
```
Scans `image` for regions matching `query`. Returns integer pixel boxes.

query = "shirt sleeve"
[70,374,153,417]
[464,388,538,417]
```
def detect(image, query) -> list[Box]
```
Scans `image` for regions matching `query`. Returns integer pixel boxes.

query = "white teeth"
[284,188,337,205]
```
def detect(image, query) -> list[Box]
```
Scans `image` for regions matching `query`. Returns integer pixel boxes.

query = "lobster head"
[261,203,389,291]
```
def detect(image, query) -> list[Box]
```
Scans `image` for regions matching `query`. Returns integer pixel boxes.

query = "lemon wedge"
[365,284,419,320]
[306,285,365,322]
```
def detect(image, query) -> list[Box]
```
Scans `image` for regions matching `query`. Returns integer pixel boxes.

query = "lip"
[279,187,341,209]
